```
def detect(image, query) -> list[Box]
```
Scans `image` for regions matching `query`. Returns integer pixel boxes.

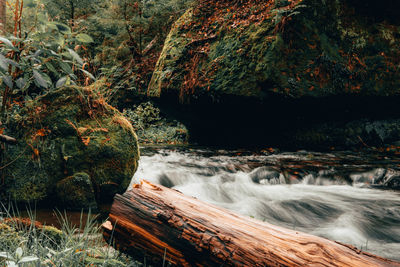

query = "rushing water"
[131,147,400,261]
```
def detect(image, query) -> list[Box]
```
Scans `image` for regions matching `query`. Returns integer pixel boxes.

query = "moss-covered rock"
[41,226,65,246]
[1,86,139,209]
[149,0,400,100]
[55,172,97,209]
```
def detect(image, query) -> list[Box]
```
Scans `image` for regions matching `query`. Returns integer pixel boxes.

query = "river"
[131,146,400,261]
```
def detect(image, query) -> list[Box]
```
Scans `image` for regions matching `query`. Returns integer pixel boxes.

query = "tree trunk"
[0,0,5,33]
[70,0,75,28]
[103,180,400,267]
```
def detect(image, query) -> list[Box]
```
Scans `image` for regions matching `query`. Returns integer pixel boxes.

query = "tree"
[111,0,193,61]
[42,0,102,28]
[0,0,5,33]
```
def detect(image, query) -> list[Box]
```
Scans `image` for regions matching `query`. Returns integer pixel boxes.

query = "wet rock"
[250,167,280,184]
[350,168,386,185]
[158,174,175,188]
[378,169,400,189]
[291,119,400,149]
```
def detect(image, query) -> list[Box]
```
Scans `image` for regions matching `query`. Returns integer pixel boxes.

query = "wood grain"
[103,180,400,267]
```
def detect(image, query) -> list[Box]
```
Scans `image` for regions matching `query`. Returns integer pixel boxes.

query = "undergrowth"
[123,102,188,145]
[0,206,141,267]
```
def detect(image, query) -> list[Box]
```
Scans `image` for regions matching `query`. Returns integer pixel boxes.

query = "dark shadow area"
[346,0,400,24]
[155,91,400,150]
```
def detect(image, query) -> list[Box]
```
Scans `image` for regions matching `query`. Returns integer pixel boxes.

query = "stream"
[131,147,400,261]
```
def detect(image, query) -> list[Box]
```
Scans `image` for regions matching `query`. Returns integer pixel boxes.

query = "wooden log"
[103,180,400,267]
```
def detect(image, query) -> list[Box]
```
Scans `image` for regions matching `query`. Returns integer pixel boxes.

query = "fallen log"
[103,180,400,267]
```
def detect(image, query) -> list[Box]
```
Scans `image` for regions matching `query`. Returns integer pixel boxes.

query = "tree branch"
[0,134,17,144]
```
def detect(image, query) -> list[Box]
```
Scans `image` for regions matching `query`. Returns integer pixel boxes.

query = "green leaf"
[80,69,95,80]
[2,75,13,88]
[33,49,42,58]
[56,76,68,88]
[0,54,9,71]
[69,73,78,80]
[15,248,23,258]
[47,22,71,34]
[59,61,73,74]
[18,256,39,263]
[0,252,14,260]
[68,49,84,65]
[76,33,94,43]
[45,61,58,75]
[6,261,18,267]
[16,77,27,89]
[33,70,49,89]
[54,34,65,46]
[6,58,19,68]
[0,37,14,48]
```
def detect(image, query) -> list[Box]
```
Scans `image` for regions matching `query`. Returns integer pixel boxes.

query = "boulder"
[1,86,139,209]
[149,0,400,100]
[147,0,400,148]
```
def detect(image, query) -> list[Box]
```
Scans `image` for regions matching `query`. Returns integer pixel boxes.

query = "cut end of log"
[102,220,113,232]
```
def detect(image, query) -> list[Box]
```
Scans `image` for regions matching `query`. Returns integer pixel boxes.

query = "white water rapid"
[131,148,400,261]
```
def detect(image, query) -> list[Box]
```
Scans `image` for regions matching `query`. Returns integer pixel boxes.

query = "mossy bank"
[1,86,139,209]
[148,0,400,148]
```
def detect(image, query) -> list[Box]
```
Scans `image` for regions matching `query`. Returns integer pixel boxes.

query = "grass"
[0,204,142,267]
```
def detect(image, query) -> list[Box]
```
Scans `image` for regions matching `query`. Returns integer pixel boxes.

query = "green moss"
[148,0,400,101]
[0,223,21,251]
[2,86,140,209]
[41,226,65,246]
[148,8,194,97]
[55,173,97,209]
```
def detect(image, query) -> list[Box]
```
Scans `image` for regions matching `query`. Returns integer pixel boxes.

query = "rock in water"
[1,86,140,210]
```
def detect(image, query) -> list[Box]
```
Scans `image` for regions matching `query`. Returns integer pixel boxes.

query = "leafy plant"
[272,4,307,33]
[124,102,161,131]
[42,0,103,27]
[123,102,188,144]
[0,15,95,122]
[0,247,39,267]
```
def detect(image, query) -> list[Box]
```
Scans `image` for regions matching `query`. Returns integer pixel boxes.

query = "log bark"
[103,180,400,267]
